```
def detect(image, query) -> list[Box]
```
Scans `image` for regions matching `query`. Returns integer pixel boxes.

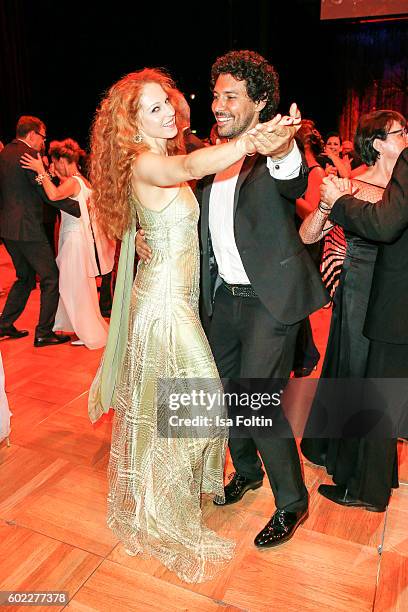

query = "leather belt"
[222,280,258,298]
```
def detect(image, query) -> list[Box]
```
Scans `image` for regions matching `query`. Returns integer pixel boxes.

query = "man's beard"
[216,114,255,140]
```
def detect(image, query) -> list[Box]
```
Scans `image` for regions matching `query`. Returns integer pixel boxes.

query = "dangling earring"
[133,133,143,144]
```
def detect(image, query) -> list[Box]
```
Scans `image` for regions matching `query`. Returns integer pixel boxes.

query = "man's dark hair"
[211,50,279,122]
[354,110,406,166]
[16,116,45,138]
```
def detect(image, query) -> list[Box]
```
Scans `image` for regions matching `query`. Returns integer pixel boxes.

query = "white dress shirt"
[208,142,303,284]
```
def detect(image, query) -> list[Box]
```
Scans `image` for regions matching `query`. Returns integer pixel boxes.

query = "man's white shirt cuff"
[266,141,302,180]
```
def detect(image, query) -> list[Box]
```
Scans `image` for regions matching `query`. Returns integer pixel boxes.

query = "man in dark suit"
[318,145,408,509]
[200,50,328,547]
[137,51,329,547]
[0,115,80,346]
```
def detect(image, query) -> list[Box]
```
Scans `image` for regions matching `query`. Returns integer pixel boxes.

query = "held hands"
[235,132,257,157]
[324,163,338,177]
[20,152,46,174]
[245,102,302,158]
[320,175,355,207]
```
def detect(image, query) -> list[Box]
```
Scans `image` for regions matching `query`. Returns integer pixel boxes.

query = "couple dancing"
[0,116,112,349]
[20,139,113,349]
[88,51,328,583]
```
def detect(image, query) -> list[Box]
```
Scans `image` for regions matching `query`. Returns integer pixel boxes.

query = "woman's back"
[59,175,91,233]
[54,174,108,349]
[343,179,384,258]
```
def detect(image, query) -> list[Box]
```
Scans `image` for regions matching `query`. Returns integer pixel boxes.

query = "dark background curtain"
[336,23,408,139]
[0,0,30,143]
[0,1,407,146]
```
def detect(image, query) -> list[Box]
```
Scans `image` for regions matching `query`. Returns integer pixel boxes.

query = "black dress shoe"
[213,472,263,506]
[318,484,386,512]
[0,324,29,339]
[34,332,71,347]
[254,508,308,548]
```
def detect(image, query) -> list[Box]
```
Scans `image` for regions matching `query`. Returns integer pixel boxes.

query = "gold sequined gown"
[107,185,234,583]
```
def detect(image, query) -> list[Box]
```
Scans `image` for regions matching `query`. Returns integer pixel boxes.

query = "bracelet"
[318,203,331,215]
[318,202,331,210]
[35,172,51,185]
[246,152,256,157]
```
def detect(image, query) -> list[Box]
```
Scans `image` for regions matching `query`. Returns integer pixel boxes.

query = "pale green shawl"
[88,224,136,423]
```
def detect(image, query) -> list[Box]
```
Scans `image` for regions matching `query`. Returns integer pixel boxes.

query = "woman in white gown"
[21,139,115,349]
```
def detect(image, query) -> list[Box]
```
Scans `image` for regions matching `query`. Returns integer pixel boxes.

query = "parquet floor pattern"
[0,245,407,611]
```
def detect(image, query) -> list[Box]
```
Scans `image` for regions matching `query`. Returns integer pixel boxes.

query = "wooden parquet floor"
[0,244,407,612]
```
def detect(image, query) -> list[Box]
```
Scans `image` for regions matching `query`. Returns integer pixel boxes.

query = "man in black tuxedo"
[318,145,408,509]
[200,51,328,547]
[138,51,329,547]
[0,115,80,346]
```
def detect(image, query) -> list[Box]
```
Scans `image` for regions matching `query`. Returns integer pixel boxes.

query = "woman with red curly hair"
[86,67,264,582]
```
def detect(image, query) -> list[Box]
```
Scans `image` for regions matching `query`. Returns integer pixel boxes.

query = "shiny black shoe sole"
[255,511,309,549]
[34,337,71,347]
[0,330,29,340]
[213,479,263,506]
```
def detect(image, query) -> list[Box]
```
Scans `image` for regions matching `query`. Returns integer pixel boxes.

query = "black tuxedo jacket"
[329,147,408,344]
[0,139,80,242]
[198,154,329,325]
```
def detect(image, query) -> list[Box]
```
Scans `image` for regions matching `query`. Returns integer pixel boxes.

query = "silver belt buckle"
[232,286,237,296]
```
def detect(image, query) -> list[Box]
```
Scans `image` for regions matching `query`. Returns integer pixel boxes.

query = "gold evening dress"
[90,184,233,583]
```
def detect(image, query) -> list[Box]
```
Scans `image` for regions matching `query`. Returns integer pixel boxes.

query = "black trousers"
[0,238,59,337]
[43,221,57,258]
[99,272,113,314]
[208,284,308,513]
[293,316,320,370]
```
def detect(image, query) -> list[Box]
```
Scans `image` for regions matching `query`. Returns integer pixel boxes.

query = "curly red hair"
[90,68,185,240]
